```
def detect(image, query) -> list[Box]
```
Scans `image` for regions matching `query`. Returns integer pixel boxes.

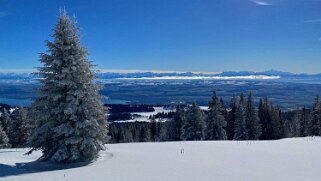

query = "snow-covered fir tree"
[245,92,261,140]
[227,95,237,140]
[283,118,295,138]
[181,102,205,140]
[258,98,269,139]
[173,105,185,141]
[0,108,11,134]
[27,10,108,163]
[272,106,284,138]
[234,93,248,140]
[288,111,301,137]
[284,107,308,138]
[150,117,157,141]
[139,124,151,142]
[0,124,9,148]
[299,107,309,137]
[205,91,227,140]
[258,98,283,139]
[150,116,161,141]
[308,96,321,136]
[19,108,35,146]
[219,98,228,121]
[8,108,30,147]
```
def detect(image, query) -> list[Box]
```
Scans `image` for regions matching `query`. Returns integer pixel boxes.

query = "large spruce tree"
[28,11,108,163]
[205,91,227,140]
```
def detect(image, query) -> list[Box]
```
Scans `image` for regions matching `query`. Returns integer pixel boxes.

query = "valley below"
[1,78,321,109]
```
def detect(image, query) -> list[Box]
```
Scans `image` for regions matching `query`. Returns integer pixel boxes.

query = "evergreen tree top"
[209,90,220,109]
[239,93,245,105]
[230,95,237,105]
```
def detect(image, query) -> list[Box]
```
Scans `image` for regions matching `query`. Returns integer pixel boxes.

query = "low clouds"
[301,19,321,25]
[251,0,273,6]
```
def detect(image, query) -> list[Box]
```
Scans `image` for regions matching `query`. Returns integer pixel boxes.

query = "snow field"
[0,137,320,181]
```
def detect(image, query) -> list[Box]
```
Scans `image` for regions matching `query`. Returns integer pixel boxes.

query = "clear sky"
[1,0,321,73]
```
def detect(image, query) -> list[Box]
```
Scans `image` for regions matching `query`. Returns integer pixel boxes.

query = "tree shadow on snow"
[0,159,91,178]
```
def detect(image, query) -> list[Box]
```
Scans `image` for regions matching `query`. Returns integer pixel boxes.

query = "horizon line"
[0,68,319,75]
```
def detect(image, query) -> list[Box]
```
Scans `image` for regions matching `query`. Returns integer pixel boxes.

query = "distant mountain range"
[0,70,321,83]
[217,70,320,77]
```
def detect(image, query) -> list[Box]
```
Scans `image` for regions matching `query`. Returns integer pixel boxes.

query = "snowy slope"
[0,137,320,181]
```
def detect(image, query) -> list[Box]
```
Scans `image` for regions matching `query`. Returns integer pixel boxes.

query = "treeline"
[109,91,321,143]
[0,91,321,147]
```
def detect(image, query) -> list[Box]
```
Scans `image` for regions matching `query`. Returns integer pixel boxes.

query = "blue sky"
[1,0,321,73]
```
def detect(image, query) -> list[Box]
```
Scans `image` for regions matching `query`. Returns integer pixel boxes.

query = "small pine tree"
[299,107,309,137]
[234,93,248,140]
[205,91,227,140]
[0,125,9,148]
[173,105,185,141]
[20,108,35,145]
[9,108,30,148]
[245,92,261,140]
[227,95,237,140]
[290,111,301,137]
[139,124,151,142]
[283,118,294,138]
[181,103,205,140]
[157,122,170,141]
[219,98,228,120]
[150,117,160,141]
[28,10,108,163]
[259,97,282,140]
[308,96,321,136]
[271,106,284,139]
[258,98,268,139]
[0,108,11,134]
